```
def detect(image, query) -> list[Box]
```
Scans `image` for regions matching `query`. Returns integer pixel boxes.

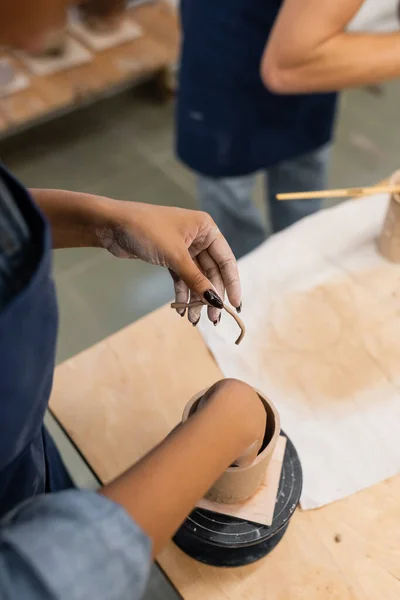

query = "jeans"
[197,144,330,259]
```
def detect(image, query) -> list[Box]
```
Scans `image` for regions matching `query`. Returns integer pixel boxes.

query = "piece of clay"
[377,170,400,263]
[182,386,280,504]
[170,301,245,345]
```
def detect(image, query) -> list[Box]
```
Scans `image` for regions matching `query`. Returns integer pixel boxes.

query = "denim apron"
[0,164,73,518]
[176,0,338,177]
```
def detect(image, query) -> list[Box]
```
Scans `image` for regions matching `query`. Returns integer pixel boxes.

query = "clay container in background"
[30,28,67,58]
[182,386,280,504]
[377,170,400,263]
[79,0,126,32]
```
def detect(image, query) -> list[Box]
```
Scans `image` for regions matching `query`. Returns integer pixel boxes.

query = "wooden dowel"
[276,185,400,201]
[170,301,246,346]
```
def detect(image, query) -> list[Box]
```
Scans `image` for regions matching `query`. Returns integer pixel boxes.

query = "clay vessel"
[29,28,67,58]
[377,170,400,263]
[182,385,280,504]
[79,0,126,33]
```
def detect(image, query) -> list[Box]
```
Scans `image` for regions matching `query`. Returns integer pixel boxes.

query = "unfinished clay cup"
[377,170,400,263]
[182,385,280,504]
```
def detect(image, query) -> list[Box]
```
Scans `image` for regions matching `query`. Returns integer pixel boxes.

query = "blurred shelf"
[0,1,179,140]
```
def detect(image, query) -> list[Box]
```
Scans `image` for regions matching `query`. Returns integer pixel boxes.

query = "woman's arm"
[31,188,107,249]
[100,379,266,557]
[31,188,242,323]
[262,0,400,93]
[0,379,265,599]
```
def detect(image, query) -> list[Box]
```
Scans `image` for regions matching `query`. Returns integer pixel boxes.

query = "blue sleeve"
[0,490,152,600]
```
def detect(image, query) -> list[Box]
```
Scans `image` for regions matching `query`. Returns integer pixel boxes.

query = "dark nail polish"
[236,302,242,314]
[192,318,200,327]
[213,313,222,327]
[204,289,223,309]
[180,310,186,318]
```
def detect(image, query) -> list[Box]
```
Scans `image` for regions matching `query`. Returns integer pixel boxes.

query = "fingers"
[188,291,203,325]
[197,250,224,324]
[169,269,189,317]
[207,234,242,311]
[171,250,224,314]
[187,256,204,324]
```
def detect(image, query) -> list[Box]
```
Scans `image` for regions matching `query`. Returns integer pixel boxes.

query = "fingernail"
[204,289,223,309]
[180,310,186,318]
[213,313,221,326]
[192,318,200,327]
[236,302,242,314]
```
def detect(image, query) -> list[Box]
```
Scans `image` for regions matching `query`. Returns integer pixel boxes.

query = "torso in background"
[176,0,337,177]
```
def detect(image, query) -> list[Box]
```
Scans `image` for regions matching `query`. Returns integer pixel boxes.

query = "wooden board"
[50,304,400,600]
[0,2,178,137]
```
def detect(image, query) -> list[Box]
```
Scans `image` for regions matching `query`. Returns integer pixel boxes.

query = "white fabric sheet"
[199,196,400,509]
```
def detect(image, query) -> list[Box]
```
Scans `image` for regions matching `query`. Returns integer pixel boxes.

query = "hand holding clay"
[97,201,242,324]
[195,380,266,467]
[31,190,241,324]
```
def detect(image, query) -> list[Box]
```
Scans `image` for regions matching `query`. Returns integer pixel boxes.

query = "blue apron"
[176,0,338,178]
[0,164,73,519]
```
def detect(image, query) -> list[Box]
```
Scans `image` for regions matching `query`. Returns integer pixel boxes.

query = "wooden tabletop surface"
[50,304,400,600]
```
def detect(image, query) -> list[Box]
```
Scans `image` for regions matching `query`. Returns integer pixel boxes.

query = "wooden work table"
[50,304,400,600]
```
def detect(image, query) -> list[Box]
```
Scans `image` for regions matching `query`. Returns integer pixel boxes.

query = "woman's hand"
[196,380,266,466]
[31,189,241,324]
[100,379,266,557]
[98,200,242,324]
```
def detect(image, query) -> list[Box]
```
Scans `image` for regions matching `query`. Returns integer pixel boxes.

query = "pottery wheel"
[173,431,302,567]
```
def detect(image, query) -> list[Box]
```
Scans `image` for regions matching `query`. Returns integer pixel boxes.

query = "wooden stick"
[276,185,400,201]
[170,301,246,346]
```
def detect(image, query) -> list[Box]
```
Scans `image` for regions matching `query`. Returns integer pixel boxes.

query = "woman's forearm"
[30,188,109,249]
[263,31,400,94]
[262,0,400,94]
[100,380,266,558]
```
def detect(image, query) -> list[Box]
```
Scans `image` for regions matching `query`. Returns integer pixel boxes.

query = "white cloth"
[199,195,400,509]
[349,0,399,33]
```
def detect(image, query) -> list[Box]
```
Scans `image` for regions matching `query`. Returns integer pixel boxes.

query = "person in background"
[176,0,337,258]
[0,1,266,598]
[176,0,400,259]
[261,0,400,95]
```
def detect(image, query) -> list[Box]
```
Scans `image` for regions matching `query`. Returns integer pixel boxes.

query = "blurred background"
[1,1,399,597]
